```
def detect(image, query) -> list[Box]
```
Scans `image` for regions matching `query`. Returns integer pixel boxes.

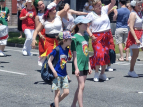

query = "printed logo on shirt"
[28,11,33,18]
[82,41,88,56]
[60,55,67,70]
[0,11,6,18]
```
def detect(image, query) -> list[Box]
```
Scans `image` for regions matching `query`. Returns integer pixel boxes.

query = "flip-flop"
[117,58,124,62]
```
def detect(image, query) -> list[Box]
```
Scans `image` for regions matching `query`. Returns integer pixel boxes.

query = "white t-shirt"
[86,6,111,33]
[62,13,75,31]
[41,14,63,34]
[83,2,93,13]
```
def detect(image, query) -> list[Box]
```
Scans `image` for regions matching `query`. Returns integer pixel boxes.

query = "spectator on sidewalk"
[20,0,36,56]
[0,0,10,57]
[125,0,143,78]
[17,0,23,39]
[113,0,130,61]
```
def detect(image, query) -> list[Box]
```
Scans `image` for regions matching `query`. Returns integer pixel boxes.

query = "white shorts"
[130,35,143,49]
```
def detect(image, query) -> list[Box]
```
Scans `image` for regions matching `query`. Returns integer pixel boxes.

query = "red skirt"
[39,29,46,55]
[39,29,72,59]
[90,31,111,70]
[125,30,143,50]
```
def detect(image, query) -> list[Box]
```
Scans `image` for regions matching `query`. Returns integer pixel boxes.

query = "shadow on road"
[34,81,52,85]
[86,77,114,82]
[0,61,9,63]
[124,74,143,78]
[35,70,41,73]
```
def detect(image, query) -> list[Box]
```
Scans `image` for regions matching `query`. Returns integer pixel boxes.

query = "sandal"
[117,58,124,62]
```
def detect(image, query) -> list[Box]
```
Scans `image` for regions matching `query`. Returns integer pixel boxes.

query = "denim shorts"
[52,76,69,91]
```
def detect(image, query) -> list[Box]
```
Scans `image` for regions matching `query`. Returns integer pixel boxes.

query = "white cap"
[26,0,32,2]
[47,2,56,10]
[130,0,137,6]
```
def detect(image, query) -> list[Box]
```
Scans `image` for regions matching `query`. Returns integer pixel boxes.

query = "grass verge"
[8,32,126,54]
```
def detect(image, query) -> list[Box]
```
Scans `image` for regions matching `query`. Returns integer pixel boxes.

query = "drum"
[0,25,8,40]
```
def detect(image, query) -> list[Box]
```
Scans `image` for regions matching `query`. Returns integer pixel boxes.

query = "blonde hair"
[92,0,101,6]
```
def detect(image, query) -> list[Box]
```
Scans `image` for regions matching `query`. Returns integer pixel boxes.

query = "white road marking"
[0,69,27,75]
[114,62,143,65]
[115,62,129,64]
[5,49,39,54]
[138,92,143,94]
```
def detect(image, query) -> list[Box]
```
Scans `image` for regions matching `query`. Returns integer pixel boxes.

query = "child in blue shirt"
[48,30,74,107]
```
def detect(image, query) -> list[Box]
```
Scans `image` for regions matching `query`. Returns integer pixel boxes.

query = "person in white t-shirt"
[83,0,94,13]
[86,0,116,82]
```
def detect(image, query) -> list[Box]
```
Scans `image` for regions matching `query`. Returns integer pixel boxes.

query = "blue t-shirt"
[50,45,69,77]
[116,7,130,28]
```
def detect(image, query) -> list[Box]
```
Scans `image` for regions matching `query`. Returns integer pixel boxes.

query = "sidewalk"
[8,26,19,32]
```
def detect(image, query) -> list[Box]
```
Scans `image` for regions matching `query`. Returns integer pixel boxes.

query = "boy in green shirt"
[0,0,10,56]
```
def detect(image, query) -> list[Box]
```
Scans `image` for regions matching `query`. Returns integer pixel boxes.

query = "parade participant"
[71,16,92,107]
[83,0,94,13]
[17,0,23,39]
[113,0,130,62]
[20,0,36,56]
[125,0,143,78]
[34,0,46,66]
[32,0,63,63]
[48,31,73,107]
[86,0,116,82]
[32,0,39,13]
[59,2,88,31]
[126,1,133,12]
[0,0,10,57]
[32,2,69,58]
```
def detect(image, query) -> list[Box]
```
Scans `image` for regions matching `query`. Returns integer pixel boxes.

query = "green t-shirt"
[0,7,9,26]
[71,34,89,73]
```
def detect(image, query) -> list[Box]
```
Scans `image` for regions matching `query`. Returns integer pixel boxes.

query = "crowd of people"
[0,0,143,107]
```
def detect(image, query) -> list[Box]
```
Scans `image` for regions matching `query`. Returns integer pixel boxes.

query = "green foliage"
[8,32,39,45]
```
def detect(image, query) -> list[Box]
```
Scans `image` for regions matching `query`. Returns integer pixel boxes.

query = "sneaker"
[99,74,109,81]
[22,50,27,56]
[106,66,113,72]
[50,103,55,107]
[128,71,138,78]
[93,72,99,82]
[0,52,6,57]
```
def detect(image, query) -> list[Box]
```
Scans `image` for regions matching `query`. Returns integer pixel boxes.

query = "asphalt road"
[0,46,143,107]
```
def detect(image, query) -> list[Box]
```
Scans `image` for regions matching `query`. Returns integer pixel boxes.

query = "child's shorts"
[52,76,69,91]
